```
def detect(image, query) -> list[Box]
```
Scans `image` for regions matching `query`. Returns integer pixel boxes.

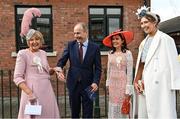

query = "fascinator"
[20,8,41,41]
[26,29,36,41]
[135,5,158,22]
[102,29,134,47]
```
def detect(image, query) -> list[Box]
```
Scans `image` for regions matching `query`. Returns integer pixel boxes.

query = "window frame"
[15,5,53,52]
[88,6,123,51]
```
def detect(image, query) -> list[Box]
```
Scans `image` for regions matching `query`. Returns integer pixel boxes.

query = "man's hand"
[57,72,65,81]
[91,83,98,92]
[54,67,66,82]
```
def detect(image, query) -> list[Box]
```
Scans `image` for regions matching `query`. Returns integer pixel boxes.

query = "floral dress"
[106,50,133,118]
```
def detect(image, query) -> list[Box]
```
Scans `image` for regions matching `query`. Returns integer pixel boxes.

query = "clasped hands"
[53,67,66,82]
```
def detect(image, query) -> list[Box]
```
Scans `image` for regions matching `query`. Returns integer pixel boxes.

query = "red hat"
[102,29,134,47]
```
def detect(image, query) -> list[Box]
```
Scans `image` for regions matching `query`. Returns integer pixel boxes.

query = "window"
[15,5,53,52]
[89,6,123,51]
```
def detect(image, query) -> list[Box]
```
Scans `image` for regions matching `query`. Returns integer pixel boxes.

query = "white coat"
[134,30,180,119]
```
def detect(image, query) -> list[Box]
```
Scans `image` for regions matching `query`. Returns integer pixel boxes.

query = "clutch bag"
[121,98,130,114]
[85,86,97,101]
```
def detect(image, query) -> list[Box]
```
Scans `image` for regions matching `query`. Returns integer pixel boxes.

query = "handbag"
[24,101,42,115]
[85,86,97,101]
[121,98,130,115]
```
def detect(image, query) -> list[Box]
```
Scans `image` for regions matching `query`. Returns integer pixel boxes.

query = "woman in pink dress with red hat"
[103,29,134,118]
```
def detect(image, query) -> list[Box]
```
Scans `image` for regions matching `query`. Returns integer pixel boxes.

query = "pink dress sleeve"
[13,50,26,86]
[106,52,111,86]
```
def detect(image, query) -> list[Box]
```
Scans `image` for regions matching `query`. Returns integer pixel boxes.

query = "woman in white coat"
[133,6,180,119]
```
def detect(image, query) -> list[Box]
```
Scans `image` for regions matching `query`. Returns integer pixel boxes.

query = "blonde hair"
[33,30,45,44]
[26,29,45,44]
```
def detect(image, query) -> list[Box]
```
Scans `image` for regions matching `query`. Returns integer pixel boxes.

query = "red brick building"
[0,0,152,100]
[0,0,150,70]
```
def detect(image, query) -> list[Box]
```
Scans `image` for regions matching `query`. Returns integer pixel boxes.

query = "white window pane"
[90,8,104,14]
[107,8,121,15]
[17,8,51,14]
[108,18,120,34]
[37,18,49,24]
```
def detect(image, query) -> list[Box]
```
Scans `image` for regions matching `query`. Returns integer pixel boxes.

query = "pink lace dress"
[106,50,133,118]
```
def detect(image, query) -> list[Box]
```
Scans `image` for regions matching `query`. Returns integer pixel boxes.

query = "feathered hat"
[135,5,158,22]
[20,8,41,39]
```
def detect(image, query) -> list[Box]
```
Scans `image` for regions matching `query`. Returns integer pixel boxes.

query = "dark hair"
[156,14,161,24]
[143,13,161,26]
[111,33,129,54]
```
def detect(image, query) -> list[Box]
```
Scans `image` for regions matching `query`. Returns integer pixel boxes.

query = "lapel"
[135,40,146,76]
[144,30,161,67]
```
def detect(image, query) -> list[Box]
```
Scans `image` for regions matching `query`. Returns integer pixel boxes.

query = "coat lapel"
[145,30,161,67]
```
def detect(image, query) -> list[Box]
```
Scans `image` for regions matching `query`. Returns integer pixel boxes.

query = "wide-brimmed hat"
[102,29,134,47]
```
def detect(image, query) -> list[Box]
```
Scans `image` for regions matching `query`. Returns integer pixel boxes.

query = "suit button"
[155,81,159,84]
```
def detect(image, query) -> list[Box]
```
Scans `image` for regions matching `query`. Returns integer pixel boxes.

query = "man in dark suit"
[56,22,102,118]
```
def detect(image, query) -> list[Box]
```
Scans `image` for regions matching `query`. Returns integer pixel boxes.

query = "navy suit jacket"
[57,40,102,93]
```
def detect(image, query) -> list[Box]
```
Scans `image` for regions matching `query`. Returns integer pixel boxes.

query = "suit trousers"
[69,81,93,118]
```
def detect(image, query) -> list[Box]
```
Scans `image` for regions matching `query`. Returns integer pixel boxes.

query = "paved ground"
[0,96,108,118]
[1,92,180,118]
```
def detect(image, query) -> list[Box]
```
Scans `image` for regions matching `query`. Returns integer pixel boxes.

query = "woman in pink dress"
[103,29,134,118]
[13,29,60,119]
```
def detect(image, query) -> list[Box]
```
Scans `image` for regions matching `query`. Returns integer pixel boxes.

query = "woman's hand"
[134,79,144,95]
[49,67,55,75]
[125,93,131,99]
[134,62,145,94]
[28,93,37,104]
[106,86,109,95]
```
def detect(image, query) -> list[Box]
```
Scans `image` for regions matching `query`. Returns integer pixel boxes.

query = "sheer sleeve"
[125,50,134,95]
[106,53,111,86]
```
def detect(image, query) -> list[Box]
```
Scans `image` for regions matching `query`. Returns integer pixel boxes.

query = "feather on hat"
[20,8,41,37]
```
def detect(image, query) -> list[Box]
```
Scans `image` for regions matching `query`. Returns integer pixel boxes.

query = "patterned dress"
[106,50,133,118]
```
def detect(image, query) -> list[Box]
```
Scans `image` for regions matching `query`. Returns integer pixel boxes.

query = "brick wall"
[0,0,147,95]
[0,0,146,69]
